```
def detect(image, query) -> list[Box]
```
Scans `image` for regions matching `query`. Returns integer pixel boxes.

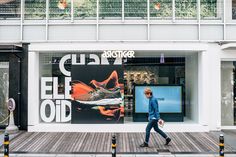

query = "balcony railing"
[1,0,235,42]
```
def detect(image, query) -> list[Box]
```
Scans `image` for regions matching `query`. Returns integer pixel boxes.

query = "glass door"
[221,61,236,126]
[0,62,9,126]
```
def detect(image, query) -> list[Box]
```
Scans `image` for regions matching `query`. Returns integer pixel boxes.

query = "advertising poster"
[135,86,182,113]
[71,65,124,124]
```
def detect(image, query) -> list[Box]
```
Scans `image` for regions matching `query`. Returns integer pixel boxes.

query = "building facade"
[0,0,236,132]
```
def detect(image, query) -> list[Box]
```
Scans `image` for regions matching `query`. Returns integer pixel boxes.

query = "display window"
[39,52,198,124]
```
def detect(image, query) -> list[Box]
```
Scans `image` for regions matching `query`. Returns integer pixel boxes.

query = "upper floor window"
[150,0,172,19]
[49,0,71,19]
[176,0,197,19]
[74,0,97,20]
[201,0,223,20]
[0,0,224,20]
[99,0,122,19]
[25,0,46,19]
[125,0,147,19]
[0,0,20,19]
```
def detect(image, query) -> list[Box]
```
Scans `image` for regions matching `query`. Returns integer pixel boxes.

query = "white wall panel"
[200,25,223,40]
[0,26,20,41]
[23,26,46,41]
[28,52,40,125]
[99,25,147,40]
[48,25,96,40]
[150,25,198,40]
[226,25,236,40]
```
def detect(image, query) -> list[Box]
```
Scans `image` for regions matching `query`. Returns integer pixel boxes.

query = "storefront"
[0,44,28,130]
[1,0,235,133]
[27,42,223,132]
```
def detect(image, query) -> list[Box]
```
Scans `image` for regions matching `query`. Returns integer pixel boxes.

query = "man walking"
[140,87,171,147]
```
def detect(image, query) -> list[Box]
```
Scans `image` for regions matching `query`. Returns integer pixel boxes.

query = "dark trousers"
[145,119,167,143]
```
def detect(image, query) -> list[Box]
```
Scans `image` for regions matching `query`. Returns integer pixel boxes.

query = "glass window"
[150,0,172,19]
[39,53,71,123]
[0,0,20,19]
[99,0,122,19]
[49,0,71,19]
[124,54,199,123]
[74,0,97,19]
[233,0,236,19]
[25,0,46,19]
[221,61,236,126]
[175,0,197,19]
[0,62,9,126]
[201,0,223,20]
[124,0,147,19]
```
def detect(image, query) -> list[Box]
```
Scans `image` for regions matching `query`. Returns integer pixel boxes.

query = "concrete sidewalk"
[0,154,236,157]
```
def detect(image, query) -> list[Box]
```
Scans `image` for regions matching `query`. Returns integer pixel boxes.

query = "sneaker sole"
[76,98,122,105]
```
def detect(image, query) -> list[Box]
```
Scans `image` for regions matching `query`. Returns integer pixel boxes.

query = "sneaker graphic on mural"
[71,80,94,100]
[75,86,122,105]
[90,70,123,91]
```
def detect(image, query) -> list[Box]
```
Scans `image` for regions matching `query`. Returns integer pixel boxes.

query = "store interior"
[123,52,198,123]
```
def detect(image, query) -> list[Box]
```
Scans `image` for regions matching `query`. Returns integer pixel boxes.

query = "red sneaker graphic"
[90,70,121,90]
[71,81,93,100]
[75,86,122,105]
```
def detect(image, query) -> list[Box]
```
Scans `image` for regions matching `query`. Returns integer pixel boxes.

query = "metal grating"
[74,0,97,19]
[150,0,172,19]
[99,0,122,19]
[0,0,223,20]
[175,0,197,19]
[124,0,147,19]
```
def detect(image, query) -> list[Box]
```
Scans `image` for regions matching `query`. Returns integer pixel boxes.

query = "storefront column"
[198,51,210,127]
[28,52,39,126]
[208,44,221,130]
[198,44,221,130]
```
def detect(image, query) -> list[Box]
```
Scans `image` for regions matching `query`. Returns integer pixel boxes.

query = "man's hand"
[158,119,165,127]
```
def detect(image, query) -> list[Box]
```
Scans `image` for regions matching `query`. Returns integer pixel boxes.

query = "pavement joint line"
[1,152,236,154]
[1,154,236,157]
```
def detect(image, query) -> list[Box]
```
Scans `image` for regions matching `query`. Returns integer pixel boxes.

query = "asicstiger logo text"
[102,50,135,58]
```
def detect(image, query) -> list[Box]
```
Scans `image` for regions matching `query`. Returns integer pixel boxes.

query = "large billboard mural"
[71,65,124,123]
[39,51,134,124]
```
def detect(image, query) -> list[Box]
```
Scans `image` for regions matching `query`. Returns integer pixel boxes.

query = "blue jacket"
[148,96,160,121]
